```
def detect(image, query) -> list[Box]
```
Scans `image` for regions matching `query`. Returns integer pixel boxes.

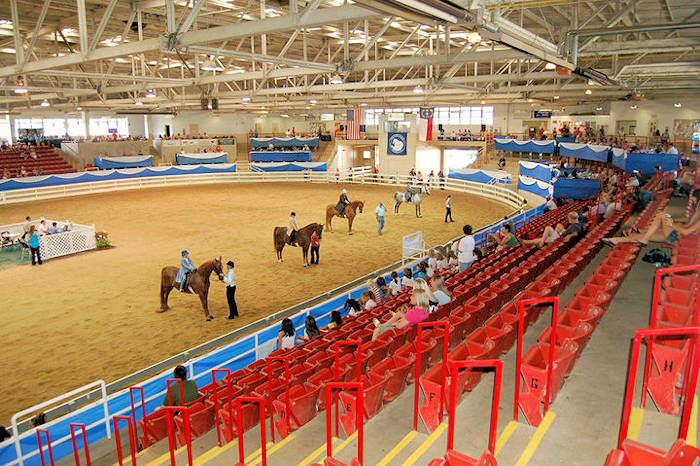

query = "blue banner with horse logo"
[387,132,408,156]
[419,107,434,119]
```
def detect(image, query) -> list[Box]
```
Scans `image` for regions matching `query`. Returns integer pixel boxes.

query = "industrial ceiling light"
[527,98,533,103]
[200,55,223,71]
[134,100,143,106]
[145,89,156,98]
[14,77,27,94]
[394,0,459,23]
[480,100,486,105]
[242,96,251,103]
[674,102,682,108]
[40,99,50,107]
[553,95,559,100]
[360,102,368,106]
[309,99,317,104]
[76,106,82,110]
[330,73,343,84]
[595,106,603,111]
[544,62,556,70]
[630,104,638,109]
[413,85,424,93]
[584,89,592,95]
[467,30,481,44]
[280,114,289,118]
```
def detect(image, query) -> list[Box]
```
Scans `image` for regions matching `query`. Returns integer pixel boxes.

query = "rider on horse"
[177,250,197,292]
[289,212,299,246]
[405,183,414,202]
[336,189,350,217]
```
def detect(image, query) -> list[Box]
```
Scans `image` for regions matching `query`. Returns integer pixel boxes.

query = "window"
[363,106,493,126]
[67,118,86,137]
[0,118,11,143]
[88,118,129,136]
[42,119,66,137]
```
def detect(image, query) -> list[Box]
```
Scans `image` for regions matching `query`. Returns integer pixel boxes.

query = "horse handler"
[224,260,239,319]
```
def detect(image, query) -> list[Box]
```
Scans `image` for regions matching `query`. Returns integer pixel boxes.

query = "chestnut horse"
[325,200,364,234]
[160,257,224,321]
[274,222,323,266]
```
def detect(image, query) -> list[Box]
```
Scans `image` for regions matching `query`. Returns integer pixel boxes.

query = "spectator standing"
[456,225,475,272]
[224,261,238,320]
[376,202,386,235]
[310,229,320,265]
[22,216,32,240]
[28,226,42,266]
[444,195,454,223]
[162,365,200,406]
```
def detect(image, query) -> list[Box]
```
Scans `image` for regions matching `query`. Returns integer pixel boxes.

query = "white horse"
[394,185,430,217]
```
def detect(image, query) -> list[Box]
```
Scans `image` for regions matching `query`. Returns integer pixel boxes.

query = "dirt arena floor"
[0,182,512,423]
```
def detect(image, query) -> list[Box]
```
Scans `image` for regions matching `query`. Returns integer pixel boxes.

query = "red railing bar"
[113,415,137,466]
[642,265,700,408]
[70,423,91,466]
[413,321,450,431]
[211,369,232,447]
[332,341,363,437]
[619,327,700,448]
[514,296,559,423]
[129,387,146,452]
[166,378,185,408]
[235,397,267,466]
[36,429,55,466]
[324,382,364,465]
[267,357,291,442]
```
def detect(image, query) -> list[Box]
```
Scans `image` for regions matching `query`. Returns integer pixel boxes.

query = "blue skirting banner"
[250,151,312,162]
[176,152,228,164]
[250,137,320,149]
[517,175,553,198]
[612,147,626,170]
[518,161,553,183]
[558,142,610,162]
[250,162,327,172]
[553,178,601,199]
[0,164,237,191]
[93,155,153,169]
[448,168,511,184]
[387,132,408,155]
[495,138,555,154]
[555,137,577,144]
[625,152,679,175]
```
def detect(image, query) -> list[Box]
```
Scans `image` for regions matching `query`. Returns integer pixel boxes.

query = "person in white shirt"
[667,143,679,155]
[224,261,238,319]
[435,252,446,271]
[361,291,377,311]
[545,196,557,211]
[444,195,454,222]
[431,276,452,306]
[388,271,402,295]
[401,268,414,289]
[457,225,475,273]
[37,220,48,236]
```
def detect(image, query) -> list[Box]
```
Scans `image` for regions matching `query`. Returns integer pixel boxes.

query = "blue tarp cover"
[249,137,320,149]
[93,155,153,169]
[495,138,555,154]
[625,152,679,175]
[250,162,327,172]
[250,151,312,162]
[558,143,610,162]
[553,178,601,199]
[448,168,511,184]
[518,161,553,183]
[176,153,228,164]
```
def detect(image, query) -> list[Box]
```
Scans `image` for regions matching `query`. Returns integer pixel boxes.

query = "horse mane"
[196,259,218,273]
[299,222,321,232]
[351,200,364,207]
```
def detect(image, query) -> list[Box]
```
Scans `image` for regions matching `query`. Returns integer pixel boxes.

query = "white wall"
[609,98,700,137]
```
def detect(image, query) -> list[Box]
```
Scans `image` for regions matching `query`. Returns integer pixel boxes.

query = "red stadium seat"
[272,383,320,438]
[605,439,700,466]
[218,398,262,443]
[368,355,412,403]
[175,401,215,445]
[338,373,389,436]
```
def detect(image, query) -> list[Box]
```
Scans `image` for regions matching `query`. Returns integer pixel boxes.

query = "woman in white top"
[389,271,402,296]
[361,291,377,310]
[435,252,446,271]
[401,268,414,289]
[431,276,452,306]
[277,318,297,350]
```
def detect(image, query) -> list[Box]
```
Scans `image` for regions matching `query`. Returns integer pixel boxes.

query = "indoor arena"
[0,1,699,466]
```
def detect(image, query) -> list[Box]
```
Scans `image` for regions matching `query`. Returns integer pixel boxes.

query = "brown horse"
[160,257,224,321]
[325,200,364,234]
[274,222,323,266]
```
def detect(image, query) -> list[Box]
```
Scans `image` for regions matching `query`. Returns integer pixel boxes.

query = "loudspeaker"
[481,124,486,132]
[438,124,443,131]
[165,125,171,137]
[211,98,219,110]
[200,98,209,110]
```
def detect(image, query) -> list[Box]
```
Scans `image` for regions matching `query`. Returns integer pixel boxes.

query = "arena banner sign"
[387,132,408,156]
[217,138,236,145]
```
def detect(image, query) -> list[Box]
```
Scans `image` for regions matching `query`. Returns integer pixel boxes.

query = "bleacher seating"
[0,146,75,176]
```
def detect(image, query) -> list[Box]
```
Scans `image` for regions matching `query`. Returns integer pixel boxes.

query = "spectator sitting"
[162,365,200,406]
[494,224,520,249]
[360,291,377,311]
[604,208,700,246]
[327,310,342,329]
[523,212,582,248]
[446,249,458,271]
[375,277,389,302]
[37,220,48,236]
[344,298,362,317]
[435,252,446,270]
[304,315,320,339]
[366,279,383,303]
[413,278,439,310]
[545,196,557,211]
[388,271,401,296]
[277,317,297,350]
[0,426,10,442]
[48,222,60,235]
[371,289,430,340]
[431,276,452,306]
[414,262,428,280]
[498,156,506,170]
[401,268,414,289]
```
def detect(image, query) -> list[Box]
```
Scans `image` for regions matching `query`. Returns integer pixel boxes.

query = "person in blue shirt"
[28,226,42,266]
[176,250,197,292]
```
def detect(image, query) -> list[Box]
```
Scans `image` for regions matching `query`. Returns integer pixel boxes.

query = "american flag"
[346,108,361,140]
